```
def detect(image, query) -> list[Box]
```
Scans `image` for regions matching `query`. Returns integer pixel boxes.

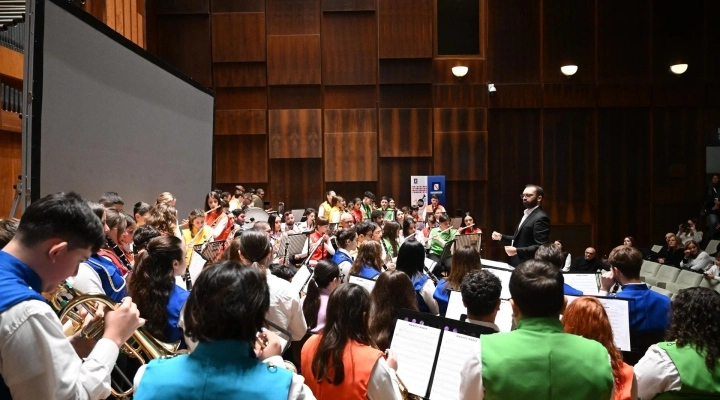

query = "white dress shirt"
[418,277,440,315]
[512,205,539,246]
[0,299,119,400]
[634,344,682,399]
[367,356,403,400]
[69,262,106,295]
[562,252,572,272]
[266,272,308,345]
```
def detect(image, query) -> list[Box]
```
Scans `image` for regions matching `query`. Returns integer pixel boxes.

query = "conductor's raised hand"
[491,231,502,241]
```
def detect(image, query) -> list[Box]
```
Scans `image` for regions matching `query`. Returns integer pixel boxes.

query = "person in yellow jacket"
[181,209,214,264]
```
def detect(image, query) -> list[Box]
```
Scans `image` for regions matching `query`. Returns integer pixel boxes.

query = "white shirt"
[368,356,403,400]
[511,205,539,246]
[418,276,440,315]
[266,273,308,345]
[634,344,682,399]
[562,252,572,272]
[336,248,354,278]
[0,299,119,400]
[69,262,106,295]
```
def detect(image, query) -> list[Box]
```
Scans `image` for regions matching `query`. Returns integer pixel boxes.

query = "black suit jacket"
[501,207,550,266]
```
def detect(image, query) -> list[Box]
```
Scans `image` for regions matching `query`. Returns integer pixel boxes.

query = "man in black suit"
[491,184,550,266]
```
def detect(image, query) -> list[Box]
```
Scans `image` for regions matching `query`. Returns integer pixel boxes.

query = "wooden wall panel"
[434,131,488,181]
[324,86,377,109]
[652,0,704,83]
[542,0,595,84]
[322,0,375,12]
[433,84,488,108]
[154,15,212,87]
[268,109,323,158]
[269,86,323,109]
[597,0,651,83]
[211,0,264,13]
[215,110,267,135]
[542,84,597,108]
[597,109,651,253]
[215,135,268,183]
[378,0,432,59]
[551,224,593,259]
[324,132,378,181]
[211,13,266,62]
[324,109,377,133]
[433,59,487,84]
[653,84,706,107]
[488,84,543,108]
[213,63,267,87]
[443,182,489,231]
[487,0,540,83]
[542,109,596,224]
[216,87,268,110]
[155,0,209,14]
[597,84,652,108]
[0,133,21,218]
[322,12,377,85]
[269,159,324,211]
[378,109,433,157]
[267,35,322,85]
[379,59,433,84]
[434,108,487,132]
[267,0,320,35]
[379,85,432,108]
[377,158,433,208]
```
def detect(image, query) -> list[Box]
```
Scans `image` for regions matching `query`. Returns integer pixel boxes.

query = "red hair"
[562,297,624,392]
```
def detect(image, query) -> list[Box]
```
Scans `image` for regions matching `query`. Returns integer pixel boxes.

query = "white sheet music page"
[481,259,513,270]
[495,300,514,332]
[390,320,441,398]
[564,295,631,351]
[348,275,376,293]
[445,290,467,321]
[485,268,512,299]
[188,250,205,284]
[563,274,600,295]
[290,266,312,294]
[430,331,480,400]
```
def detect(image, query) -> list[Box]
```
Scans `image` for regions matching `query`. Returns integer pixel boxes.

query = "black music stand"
[455,232,482,253]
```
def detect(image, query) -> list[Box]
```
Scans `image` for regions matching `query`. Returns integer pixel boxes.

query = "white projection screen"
[27,0,213,217]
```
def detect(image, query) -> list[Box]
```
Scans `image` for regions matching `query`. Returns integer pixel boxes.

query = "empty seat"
[650,286,673,299]
[699,277,720,291]
[645,265,680,288]
[651,245,663,253]
[666,270,704,294]
[640,261,661,282]
[705,240,719,256]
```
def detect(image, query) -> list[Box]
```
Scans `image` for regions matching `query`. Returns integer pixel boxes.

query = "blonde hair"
[156,192,175,205]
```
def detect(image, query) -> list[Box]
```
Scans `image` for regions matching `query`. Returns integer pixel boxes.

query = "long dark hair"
[311,284,374,385]
[128,235,183,341]
[369,270,418,350]
[446,246,481,291]
[303,260,340,330]
[382,221,400,255]
[395,240,426,279]
[350,241,384,275]
[666,287,720,372]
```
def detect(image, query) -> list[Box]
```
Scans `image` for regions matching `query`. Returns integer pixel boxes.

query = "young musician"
[563,297,637,400]
[99,191,124,210]
[0,217,18,249]
[459,212,482,234]
[0,192,143,400]
[180,209,213,265]
[427,214,457,276]
[360,191,375,220]
[299,208,316,232]
[369,270,418,350]
[128,236,189,347]
[204,192,232,242]
[145,202,181,239]
[156,191,176,207]
[534,243,583,295]
[103,207,133,274]
[332,228,357,278]
[301,260,341,334]
[395,241,439,315]
[282,211,297,233]
[133,225,161,258]
[120,214,137,265]
[350,198,363,223]
[459,260,614,400]
[422,194,446,221]
[318,190,335,219]
[133,201,151,226]
[354,221,376,247]
[296,217,335,267]
[460,270,502,333]
[434,246,482,315]
[381,221,402,260]
[301,284,402,400]
[134,262,313,399]
[348,241,385,281]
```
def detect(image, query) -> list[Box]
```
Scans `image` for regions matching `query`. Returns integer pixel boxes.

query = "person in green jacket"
[635,287,720,399]
[459,259,614,400]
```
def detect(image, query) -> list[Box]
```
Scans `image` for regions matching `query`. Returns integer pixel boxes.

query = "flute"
[458,223,475,232]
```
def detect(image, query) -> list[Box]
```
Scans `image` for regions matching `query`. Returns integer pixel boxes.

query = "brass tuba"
[49,282,185,398]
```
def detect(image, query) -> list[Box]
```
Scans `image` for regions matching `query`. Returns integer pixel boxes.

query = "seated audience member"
[302,284,402,400]
[535,243,583,295]
[434,246,482,315]
[459,260,614,400]
[563,297,637,400]
[301,260,341,334]
[635,287,720,399]
[570,246,609,273]
[331,228,357,278]
[679,240,713,272]
[677,218,703,245]
[600,246,671,334]
[348,240,385,281]
[133,201,151,226]
[395,241,439,315]
[0,192,143,399]
[134,262,313,399]
[426,214,457,276]
[460,270,502,334]
[237,230,307,345]
[369,270,419,350]
[128,236,190,347]
[0,217,18,249]
[657,234,684,268]
[553,240,571,271]
[703,253,720,281]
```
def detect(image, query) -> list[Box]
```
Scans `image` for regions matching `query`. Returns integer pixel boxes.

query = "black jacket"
[501,207,550,266]
[569,256,610,273]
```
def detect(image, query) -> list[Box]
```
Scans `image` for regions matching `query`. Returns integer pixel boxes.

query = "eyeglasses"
[521,194,534,199]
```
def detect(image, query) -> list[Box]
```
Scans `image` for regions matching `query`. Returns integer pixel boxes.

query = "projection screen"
[24,0,214,217]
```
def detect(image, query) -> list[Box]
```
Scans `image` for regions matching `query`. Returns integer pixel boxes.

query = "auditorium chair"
[644,265,680,288]
[699,276,720,293]
[650,245,663,253]
[639,261,661,282]
[705,239,719,256]
[650,286,673,298]
[665,270,704,294]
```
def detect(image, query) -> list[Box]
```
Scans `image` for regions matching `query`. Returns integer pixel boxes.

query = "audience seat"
[705,239,719,256]
[651,245,663,253]
[665,270,704,294]
[639,261,661,282]
[644,264,679,288]
[699,277,720,292]
[650,286,673,298]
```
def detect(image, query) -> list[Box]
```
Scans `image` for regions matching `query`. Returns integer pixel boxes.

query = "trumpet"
[49,282,185,398]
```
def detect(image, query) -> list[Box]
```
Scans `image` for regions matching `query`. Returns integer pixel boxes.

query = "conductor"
[491,184,550,266]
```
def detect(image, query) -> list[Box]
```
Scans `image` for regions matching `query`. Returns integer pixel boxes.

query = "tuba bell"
[49,282,185,398]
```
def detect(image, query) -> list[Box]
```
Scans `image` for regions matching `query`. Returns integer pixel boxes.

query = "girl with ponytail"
[128,235,189,346]
[301,260,341,333]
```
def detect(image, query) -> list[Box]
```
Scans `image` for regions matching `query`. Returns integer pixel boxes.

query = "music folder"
[391,310,493,400]
[348,274,376,293]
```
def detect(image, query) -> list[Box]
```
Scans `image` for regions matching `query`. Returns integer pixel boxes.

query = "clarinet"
[184,268,193,291]
[106,236,133,272]
[424,264,440,284]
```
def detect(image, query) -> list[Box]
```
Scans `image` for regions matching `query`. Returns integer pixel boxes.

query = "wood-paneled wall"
[82,0,146,47]
[145,0,720,260]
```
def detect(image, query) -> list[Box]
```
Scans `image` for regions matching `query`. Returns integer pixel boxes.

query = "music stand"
[455,232,482,253]
[450,217,462,229]
[278,233,307,263]
[193,241,226,263]
[435,239,455,274]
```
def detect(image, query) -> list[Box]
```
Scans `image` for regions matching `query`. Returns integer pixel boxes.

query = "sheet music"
[481,258,513,270]
[485,268,512,300]
[188,250,205,284]
[391,320,441,398]
[290,265,312,295]
[430,331,480,400]
[565,296,631,351]
[445,290,466,321]
[563,274,599,295]
[286,233,307,255]
[348,275,376,293]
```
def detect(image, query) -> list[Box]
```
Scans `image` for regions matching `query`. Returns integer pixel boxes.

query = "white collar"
[524,205,539,216]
